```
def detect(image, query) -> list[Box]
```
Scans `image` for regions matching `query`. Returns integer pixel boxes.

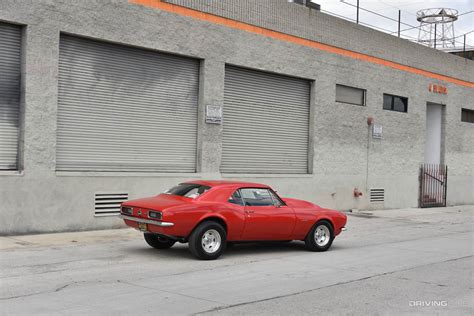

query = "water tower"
[417,8,458,48]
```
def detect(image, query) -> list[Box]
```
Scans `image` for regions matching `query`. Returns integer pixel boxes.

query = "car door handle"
[245,210,255,214]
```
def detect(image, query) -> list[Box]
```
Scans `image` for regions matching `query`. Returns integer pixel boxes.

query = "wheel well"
[305,218,334,239]
[317,218,334,230]
[188,216,228,239]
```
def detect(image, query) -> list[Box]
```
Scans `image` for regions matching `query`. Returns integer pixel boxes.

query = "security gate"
[0,23,21,170]
[221,66,310,174]
[57,35,200,172]
[419,164,447,208]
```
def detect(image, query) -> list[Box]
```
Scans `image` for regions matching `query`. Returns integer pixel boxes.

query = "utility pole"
[356,0,360,24]
[398,10,401,37]
[463,34,467,58]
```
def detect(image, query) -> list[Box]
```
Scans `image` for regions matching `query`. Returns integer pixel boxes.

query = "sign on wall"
[372,124,383,139]
[206,105,223,124]
[428,83,448,95]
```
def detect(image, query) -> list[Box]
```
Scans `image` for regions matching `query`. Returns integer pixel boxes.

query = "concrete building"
[0,0,473,235]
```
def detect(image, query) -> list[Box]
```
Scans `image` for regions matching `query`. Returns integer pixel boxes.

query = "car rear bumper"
[120,215,175,227]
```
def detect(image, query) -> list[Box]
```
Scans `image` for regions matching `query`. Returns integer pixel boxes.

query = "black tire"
[188,221,227,260]
[144,233,176,249]
[304,220,334,252]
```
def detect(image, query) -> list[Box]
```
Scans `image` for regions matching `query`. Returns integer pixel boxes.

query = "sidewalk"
[1,205,472,251]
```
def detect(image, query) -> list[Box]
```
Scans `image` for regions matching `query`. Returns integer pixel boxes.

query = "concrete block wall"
[0,0,472,235]
[165,0,474,81]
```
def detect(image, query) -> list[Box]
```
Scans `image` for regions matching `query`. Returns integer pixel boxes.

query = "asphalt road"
[1,206,473,315]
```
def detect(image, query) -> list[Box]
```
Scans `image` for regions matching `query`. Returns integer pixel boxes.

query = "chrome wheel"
[314,225,330,247]
[201,229,221,254]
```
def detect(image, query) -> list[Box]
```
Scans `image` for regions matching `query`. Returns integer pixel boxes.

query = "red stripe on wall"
[130,0,474,88]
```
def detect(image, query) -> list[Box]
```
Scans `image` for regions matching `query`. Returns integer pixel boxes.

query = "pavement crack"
[117,279,225,305]
[194,255,473,315]
[1,281,84,301]
[394,276,447,287]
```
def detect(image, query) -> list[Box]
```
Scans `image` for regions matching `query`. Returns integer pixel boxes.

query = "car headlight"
[148,210,162,220]
[121,206,133,216]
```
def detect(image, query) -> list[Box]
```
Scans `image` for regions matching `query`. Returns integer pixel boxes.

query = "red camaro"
[120,180,347,260]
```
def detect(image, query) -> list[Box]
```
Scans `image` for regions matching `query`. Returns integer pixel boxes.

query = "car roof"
[185,180,270,189]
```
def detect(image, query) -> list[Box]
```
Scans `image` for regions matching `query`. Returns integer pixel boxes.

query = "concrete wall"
[0,0,472,235]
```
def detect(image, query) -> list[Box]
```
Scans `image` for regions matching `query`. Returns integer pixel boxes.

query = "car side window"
[228,190,244,206]
[269,190,284,207]
[240,188,275,207]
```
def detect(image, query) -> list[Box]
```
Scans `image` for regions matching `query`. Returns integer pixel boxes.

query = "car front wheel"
[188,221,226,260]
[144,233,176,249]
[304,220,334,252]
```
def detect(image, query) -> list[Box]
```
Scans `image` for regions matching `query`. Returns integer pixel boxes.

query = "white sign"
[206,105,223,124]
[372,124,383,139]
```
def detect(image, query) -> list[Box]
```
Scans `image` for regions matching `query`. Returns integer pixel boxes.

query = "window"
[164,183,210,199]
[336,84,366,106]
[383,94,408,112]
[240,188,274,206]
[228,190,244,206]
[461,108,474,123]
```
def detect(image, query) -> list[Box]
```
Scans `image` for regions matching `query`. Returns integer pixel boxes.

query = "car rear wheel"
[144,233,176,249]
[189,221,226,260]
[304,220,334,252]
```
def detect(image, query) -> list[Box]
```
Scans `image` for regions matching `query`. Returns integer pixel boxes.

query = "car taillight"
[121,206,133,216]
[148,211,162,220]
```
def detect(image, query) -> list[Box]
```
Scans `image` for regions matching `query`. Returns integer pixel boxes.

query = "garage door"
[0,23,21,170]
[221,66,310,174]
[57,35,200,172]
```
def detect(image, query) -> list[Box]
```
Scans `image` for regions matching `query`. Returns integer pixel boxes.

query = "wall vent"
[94,193,128,217]
[370,188,385,203]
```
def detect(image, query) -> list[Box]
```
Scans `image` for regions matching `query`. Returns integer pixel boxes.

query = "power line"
[337,1,474,48]
[339,0,418,29]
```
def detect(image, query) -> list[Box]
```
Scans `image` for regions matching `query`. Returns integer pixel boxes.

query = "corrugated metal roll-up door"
[57,35,199,172]
[221,66,310,174]
[0,23,21,170]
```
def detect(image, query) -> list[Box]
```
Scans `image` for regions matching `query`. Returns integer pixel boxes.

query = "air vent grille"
[94,193,128,217]
[370,188,385,203]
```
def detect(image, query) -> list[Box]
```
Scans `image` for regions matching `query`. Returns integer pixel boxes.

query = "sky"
[311,0,474,49]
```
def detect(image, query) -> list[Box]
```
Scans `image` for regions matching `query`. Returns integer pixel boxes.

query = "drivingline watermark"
[409,300,448,308]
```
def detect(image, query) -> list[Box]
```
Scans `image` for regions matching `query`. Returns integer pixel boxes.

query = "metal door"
[57,35,200,172]
[221,66,310,174]
[0,23,21,170]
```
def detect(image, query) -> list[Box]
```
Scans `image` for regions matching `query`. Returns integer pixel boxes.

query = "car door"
[240,188,296,240]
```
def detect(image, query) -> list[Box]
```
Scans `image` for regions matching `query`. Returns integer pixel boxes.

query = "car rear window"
[164,183,211,199]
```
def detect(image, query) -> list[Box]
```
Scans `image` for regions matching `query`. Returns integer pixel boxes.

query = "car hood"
[123,194,191,210]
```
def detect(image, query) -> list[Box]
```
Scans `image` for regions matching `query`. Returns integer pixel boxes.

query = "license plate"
[138,222,148,232]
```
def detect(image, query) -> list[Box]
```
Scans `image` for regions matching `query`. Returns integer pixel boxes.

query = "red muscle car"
[120,180,347,260]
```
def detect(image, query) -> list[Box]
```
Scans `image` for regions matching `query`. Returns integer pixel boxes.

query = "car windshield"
[164,183,211,199]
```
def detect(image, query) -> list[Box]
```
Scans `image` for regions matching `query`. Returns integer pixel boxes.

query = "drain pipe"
[366,117,373,193]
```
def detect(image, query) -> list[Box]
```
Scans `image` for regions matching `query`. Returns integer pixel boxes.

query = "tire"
[144,233,176,249]
[304,220,334,252]
[188,221,227,260]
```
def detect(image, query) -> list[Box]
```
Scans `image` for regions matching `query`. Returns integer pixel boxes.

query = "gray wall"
[0,0,472,235]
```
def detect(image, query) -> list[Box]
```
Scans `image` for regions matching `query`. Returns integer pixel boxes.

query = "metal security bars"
[419,164,447,208]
